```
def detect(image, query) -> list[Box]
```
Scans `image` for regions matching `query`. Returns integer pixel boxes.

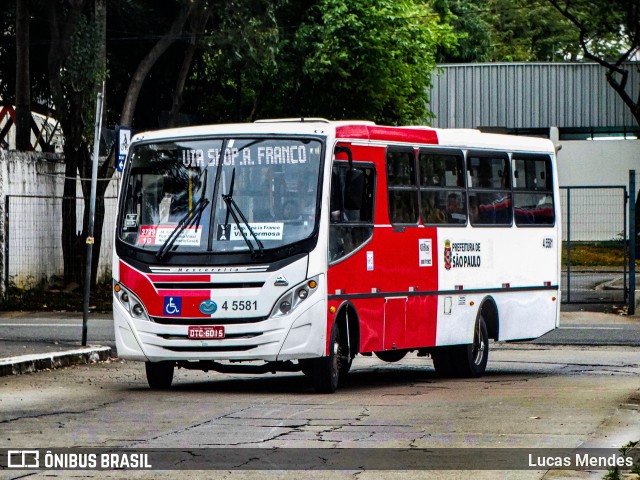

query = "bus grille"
[157,333,260,340]
[162,345,257,352]
[151,316,269,325]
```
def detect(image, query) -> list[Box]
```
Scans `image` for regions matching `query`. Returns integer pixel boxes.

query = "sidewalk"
[0,308,638,377]
[0,311,112,376]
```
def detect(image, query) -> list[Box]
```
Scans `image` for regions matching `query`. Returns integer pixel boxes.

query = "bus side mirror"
[344,168,364,211]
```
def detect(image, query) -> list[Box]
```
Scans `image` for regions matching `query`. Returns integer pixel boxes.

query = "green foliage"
[439,0,581,62]
[63,14,106,94]
[437,0,494,62]
[561,242,630,267]
[60,13,107,143]
[295,0,456,124]
[194,0,457,125]
[603,440,640,480]
[549,0,639,60]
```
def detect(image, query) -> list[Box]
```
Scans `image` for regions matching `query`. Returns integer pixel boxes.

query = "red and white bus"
[113,119,560,392]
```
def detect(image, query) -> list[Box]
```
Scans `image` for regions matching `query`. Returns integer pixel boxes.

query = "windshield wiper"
[155,165,208,260]
[155,196,210,260]
[222,168,264,257]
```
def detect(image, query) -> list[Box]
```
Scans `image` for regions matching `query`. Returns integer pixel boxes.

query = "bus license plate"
[188,326,225,339]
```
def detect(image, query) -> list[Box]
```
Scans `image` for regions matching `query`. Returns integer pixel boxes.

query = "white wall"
[552,129,640,241]
[555,136,640,188]
[0,150,119,291]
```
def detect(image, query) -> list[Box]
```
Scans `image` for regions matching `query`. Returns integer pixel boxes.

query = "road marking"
[0,323,80,327]
[560,326,627,330]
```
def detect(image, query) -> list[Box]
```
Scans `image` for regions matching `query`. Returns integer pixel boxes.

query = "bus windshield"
[118,137,323,255]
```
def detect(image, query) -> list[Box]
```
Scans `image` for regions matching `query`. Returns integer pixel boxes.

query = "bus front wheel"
[313,322,345,393]
[145,361,175,389]
[432,314,489,378]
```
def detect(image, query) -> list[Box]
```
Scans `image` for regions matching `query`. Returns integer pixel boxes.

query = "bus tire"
[299,359,314,376]
[313,322,343,393]
[432,315,489,378]
[460,313,489,378]
[431,346,458,378]
[339,355,352,386]
[145,361,174,389]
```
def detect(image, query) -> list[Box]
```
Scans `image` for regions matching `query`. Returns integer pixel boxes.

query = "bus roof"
[130,120,555,154]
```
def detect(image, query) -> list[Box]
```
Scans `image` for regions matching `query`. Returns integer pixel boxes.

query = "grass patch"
[0,283,112,312]
[563,242,631,267]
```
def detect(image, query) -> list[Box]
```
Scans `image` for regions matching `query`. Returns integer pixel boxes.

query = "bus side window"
[387,149,418,224]
[467,153,513,226]
[513,154,555,226]
[418,151,466,225]
[329,164,376,263]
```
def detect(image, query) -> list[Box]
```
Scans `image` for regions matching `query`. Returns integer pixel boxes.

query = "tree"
[181,0,283,123]
[437,0,581,63]
[46,0,104,286]
[548,0,640,126]
[193,0,457,125]
[45,0,196,288]
[118,3,193,127]
[15,0,30,151]
[297,0,456,124]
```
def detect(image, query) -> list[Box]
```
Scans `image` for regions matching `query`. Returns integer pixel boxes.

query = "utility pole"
[15,0,31,151]
[82,86,104,346]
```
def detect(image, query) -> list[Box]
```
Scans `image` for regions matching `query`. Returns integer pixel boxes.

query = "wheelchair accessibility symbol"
[164,296,182,316]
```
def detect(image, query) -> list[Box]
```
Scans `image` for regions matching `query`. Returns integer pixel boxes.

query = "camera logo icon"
[8,450,40,468]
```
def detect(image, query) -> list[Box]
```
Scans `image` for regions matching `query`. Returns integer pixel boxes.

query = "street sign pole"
[116,126,131,172]
[82,84,105,346]
[629,170,636,315]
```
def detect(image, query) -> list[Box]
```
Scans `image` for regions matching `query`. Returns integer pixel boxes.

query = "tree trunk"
[15,0,31,151]
[167,4,211,128]
[168,40,198,128]
[120,4,192,126]
[61,144,86,287]
[78,0,108,290]
[48,1,89,288]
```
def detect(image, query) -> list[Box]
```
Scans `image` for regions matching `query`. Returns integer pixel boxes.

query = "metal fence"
[4,195,117,293]
[561,186,628,304]
[2,187,632,306]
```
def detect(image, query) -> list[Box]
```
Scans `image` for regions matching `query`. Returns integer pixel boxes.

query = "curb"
[0,346,112,377]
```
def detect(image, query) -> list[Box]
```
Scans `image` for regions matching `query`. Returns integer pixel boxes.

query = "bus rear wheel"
[313,322,345,393]
[432,314,489,378]
[145,361,175,389]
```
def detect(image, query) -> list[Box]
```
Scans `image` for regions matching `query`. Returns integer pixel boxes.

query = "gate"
[561,186,628,304]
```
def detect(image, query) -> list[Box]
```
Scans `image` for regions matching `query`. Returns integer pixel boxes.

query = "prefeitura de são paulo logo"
[444,240,452,270]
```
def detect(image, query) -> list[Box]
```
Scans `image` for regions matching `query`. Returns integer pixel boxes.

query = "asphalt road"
[2,309,639,351]
[561,271,626,303]
[1,344,639,479]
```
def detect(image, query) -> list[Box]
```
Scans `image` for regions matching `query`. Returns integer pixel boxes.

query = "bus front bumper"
[113,298,327,363]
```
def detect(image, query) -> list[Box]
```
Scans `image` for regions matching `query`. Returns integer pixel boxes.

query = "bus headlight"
[114,282,150,321]
[270,276,319,318]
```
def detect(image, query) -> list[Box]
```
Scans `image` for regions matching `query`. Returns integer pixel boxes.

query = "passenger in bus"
[469,196,480,223]
[446,193,466,223]
[282,200,301,221]
[476,163,493,188]
[424,193,446,224]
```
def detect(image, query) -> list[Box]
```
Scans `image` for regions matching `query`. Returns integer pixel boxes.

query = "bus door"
[383,296,407,350]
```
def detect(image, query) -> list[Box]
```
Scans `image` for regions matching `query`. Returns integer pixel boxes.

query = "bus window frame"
[466,150,514,228]
[115,133,327,266]
[511,152,556,228]
[329,160,377,266]
[417,147,467,227]
[386,146,419,226]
